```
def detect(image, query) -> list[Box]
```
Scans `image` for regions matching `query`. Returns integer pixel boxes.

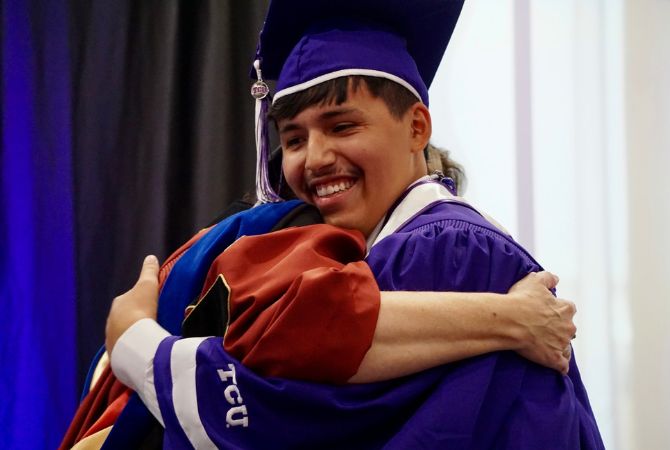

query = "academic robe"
[60,200,312,449]
[112,178,603,449]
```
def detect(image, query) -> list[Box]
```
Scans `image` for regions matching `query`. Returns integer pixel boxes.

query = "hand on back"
[507,271,577,375]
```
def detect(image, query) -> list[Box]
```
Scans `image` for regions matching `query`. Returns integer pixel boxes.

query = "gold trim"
[70,426,112,450]
[89,351,109,392]
[220,273,232,341]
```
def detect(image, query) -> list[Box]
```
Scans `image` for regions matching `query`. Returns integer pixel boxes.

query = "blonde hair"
[425,143,466,195]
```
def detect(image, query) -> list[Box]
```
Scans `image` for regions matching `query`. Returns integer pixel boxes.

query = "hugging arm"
[107,226,575,387]
[351,273,575,382]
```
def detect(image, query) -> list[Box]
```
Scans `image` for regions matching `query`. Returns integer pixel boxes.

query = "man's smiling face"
[279,82,430,237]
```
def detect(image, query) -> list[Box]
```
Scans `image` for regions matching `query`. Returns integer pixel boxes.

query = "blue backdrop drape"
[1,1,268,447]
[0,0,76,448]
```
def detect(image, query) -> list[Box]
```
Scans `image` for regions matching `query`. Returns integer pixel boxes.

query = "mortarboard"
[250,0,465,203]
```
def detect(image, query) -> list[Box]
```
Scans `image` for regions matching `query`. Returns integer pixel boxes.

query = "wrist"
[106,309,155,355]
[487,293,529,351]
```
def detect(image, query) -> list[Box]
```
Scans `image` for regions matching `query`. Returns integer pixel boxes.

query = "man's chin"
[322,214,374,237]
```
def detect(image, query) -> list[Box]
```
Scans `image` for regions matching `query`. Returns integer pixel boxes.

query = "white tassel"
[251,59,281,204]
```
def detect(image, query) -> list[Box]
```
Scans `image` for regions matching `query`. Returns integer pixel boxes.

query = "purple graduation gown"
[151,181,604,449]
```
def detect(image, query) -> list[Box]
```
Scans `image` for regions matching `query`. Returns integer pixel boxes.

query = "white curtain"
[430,1,670,448]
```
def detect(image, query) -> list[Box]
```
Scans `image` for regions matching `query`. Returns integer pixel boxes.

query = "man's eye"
[333,123,354,133]
[285,137,303,148]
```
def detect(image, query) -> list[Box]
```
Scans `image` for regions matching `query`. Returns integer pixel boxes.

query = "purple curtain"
[0,0,76,447]
[1,1,268,447]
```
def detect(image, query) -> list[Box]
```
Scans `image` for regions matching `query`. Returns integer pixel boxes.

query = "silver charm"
[251,80,269,99]
[251,59,269,100]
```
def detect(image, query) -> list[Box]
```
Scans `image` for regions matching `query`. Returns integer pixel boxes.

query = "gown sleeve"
[193,224,381,383]
[58,229,209,449]
[368,216,539,293]
[365,209,603,449]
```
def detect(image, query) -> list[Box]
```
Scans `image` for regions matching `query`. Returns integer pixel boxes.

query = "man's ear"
[409,103,432,154]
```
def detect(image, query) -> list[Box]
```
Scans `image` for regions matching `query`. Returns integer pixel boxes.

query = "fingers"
[137,254,160,286]
[106,255,160,356]
[509,271,550,297]
[534,271,559,290]
[551,300,577,350]
[562,344,572,359]
[509,270,560,296]
[559,345,572,375]
[548,347,571,375]
[557,299,577,320]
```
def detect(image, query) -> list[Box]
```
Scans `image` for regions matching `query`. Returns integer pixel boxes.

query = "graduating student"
[62,0,604,448]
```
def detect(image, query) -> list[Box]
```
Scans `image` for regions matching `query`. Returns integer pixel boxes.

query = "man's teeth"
[316,180,353,198]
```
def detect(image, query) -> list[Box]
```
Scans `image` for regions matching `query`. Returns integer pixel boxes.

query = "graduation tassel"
[252,59,282,204]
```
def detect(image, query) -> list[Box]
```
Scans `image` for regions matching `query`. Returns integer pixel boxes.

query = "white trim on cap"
[272,68,423,103]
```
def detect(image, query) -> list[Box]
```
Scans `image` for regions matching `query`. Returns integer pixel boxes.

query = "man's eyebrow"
[279,123,301,134]
[318,108,358,120]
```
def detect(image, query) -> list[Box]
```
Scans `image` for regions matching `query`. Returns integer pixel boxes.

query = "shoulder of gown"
[367,201,541,293]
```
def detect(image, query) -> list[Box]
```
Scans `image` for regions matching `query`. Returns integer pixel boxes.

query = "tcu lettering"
[217,363,249,428]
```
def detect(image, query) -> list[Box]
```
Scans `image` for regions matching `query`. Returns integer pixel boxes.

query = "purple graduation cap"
[250,0,465,203]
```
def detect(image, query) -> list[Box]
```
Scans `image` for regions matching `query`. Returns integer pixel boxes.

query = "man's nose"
[305,133,336,173]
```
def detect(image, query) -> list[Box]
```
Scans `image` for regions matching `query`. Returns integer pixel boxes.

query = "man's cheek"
[284,175,311,203]
[281,163,301,194]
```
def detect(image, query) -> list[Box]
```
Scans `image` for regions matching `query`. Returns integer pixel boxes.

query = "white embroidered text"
[217,363,249,428]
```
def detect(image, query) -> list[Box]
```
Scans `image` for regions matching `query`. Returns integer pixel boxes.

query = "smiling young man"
[62,0,605,448]
[277,79,430,238]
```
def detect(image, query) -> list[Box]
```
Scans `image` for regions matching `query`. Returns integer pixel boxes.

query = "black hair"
[267,76,466,194]
[268,76,418,123]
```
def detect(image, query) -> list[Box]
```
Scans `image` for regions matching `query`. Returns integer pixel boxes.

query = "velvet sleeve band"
[199,224,381,383]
